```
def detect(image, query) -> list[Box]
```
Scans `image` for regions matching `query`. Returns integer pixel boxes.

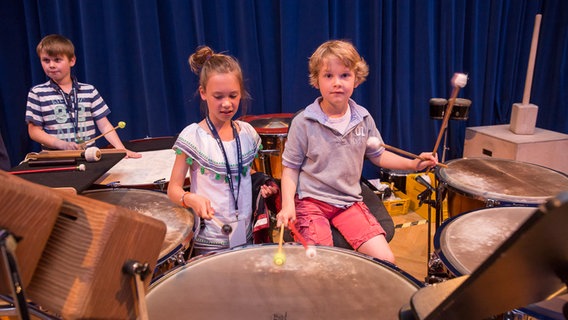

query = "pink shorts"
[292,196,386,250]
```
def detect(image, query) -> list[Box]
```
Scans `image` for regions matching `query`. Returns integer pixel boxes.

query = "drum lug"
[174,251,186,266]
[107,181,121,189]
[153,178,167,192]
[486,199,499,207]
[427,252,451,284]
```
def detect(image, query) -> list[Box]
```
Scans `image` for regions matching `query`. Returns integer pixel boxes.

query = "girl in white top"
[168,46,278,256]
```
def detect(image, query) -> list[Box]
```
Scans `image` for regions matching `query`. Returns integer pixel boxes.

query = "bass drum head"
[146,244,422,319]
[434,206,536,276]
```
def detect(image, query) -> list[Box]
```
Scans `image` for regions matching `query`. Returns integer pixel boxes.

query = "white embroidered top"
[174,120,261,249]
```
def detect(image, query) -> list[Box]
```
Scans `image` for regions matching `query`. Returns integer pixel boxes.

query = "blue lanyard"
[205,116,243,213]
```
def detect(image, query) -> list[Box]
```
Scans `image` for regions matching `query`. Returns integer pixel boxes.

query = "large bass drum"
[145,244,422,320]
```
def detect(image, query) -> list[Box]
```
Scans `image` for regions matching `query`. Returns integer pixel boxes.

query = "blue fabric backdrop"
[1,0,566,178]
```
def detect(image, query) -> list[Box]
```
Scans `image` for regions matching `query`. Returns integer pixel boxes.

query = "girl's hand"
[183,192,215,219]
[260,181,279,198]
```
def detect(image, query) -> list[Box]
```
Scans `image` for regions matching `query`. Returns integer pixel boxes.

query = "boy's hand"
[415,152,438,171]
[125,149,142,159]
[276,206,296,228]
[57,140,83,150]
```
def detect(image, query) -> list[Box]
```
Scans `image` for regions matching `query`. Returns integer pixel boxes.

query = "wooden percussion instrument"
[25,191,167,319]
[0,171,62,295]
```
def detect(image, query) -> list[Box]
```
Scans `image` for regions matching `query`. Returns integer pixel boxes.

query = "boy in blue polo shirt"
[277,40,438,263]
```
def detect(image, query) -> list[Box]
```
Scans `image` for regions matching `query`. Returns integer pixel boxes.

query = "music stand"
[402,191,568,320]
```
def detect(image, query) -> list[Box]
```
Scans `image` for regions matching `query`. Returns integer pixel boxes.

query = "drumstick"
[381,143,448,168]
[10,164,86,175]
[83,121,126,146]
[287,223,308,249]
[288,222,317,258]
[211,216,232,235]
[25,147,126,162]
[273,224,286,266]
[432,73,468,155]
[367,137,447,168]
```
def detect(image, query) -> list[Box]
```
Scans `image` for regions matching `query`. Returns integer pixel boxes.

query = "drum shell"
[254,133,287,180]
[429,98,472,120]
[146,244,422,320]
[240,114,293,180]
[379,168,414,193]
[436,157,568,218]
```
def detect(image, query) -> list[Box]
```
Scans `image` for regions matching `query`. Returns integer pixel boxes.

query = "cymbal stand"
[0,229,30,320]
[123,260,152,320]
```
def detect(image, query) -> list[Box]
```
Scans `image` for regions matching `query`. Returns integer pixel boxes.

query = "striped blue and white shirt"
[25,79,111,145]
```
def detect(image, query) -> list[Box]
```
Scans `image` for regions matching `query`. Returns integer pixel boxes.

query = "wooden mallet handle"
[382,143,448,168]
[83,121,126,146]
[432,73,468,155]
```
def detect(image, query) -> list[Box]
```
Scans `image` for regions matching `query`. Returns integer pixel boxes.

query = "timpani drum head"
[83,189,193,265]
[434,206,536,276]
[436,158,568,216]
[239,113,293,135]
[146,244,422,319]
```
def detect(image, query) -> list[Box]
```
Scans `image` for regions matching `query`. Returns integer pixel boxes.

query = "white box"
[463,124,568,174]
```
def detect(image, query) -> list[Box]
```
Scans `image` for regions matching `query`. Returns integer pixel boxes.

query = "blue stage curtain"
[0,0,566,176]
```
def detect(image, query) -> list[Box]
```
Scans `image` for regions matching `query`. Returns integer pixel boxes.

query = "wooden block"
[26,191,167,320]
[0,171,62,294]
[510,103,538,135]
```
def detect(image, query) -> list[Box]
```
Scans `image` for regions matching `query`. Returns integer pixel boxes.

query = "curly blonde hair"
[308,40,369,88]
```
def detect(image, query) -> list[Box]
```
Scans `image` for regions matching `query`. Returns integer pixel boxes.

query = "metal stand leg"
[0,229,30,320]
[123,260,152,320]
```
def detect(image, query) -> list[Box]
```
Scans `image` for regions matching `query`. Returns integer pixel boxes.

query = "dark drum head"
[146,244,422,319]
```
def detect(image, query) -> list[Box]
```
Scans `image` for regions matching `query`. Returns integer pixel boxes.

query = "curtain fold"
[0,0,565,174]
